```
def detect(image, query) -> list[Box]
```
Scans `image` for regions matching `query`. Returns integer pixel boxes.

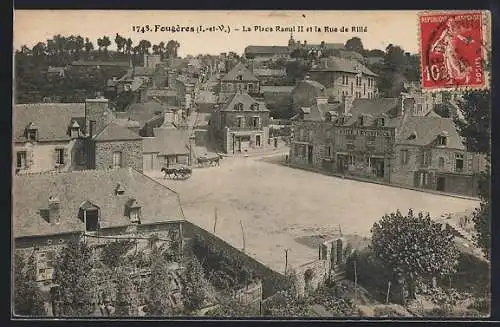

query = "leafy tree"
[125,38,133,55]
[101,240,135,269]
[285,60,309,83]
[52,239,94,317]
[138,40,152,55]
[371,209,459,302]
[181,257,208,312]
[101,36,111,56]
[166,40,180,58]
[433,102,455,118]
[345,37,364,54]
[115,268,139,316]
[147,248,174,316]
[114,33,126,53]
[453,89,491,259]
[13,252,46,316]
[365,49,385,57]
[84,37,94,54]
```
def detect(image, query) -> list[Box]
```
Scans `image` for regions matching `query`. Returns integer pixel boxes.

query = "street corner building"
[209,92,271,154]
[289,95,487,197]
[13,97,145,175]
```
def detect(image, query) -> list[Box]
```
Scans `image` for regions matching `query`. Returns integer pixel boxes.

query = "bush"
[373,305,410,317]
[467,297,490,314]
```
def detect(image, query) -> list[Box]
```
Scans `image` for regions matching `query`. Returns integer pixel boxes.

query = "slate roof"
[12,168,184,238]
[219,93,269,112]
[308,43,344,50]
[261,86,295,94]
[93,122,142,142]
[126,101,170,126]
[245,46,290,55]
[344,98,401,126]
[143,128,189,155]
[301,102,343,121]
[294,79,326,92]
[13,103,86,142]
[310,57,377,77]
[221,62,259,82]
[396,116,465,150]
[195,91,218,104]
[253,68,287,77]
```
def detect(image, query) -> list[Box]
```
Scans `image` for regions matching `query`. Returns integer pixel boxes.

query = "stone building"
[12,167,185,315]
[209,92,270,154]
[92,122,144,172]
[290,97,404,182]
[392,116,487,196]
[13,98,114,175]
[307,57,378,102]
[219,62,261,100]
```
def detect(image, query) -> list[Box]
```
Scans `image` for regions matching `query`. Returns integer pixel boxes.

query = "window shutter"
[64,148,69,166]
[27,150,34,168]
[53,149,58,165]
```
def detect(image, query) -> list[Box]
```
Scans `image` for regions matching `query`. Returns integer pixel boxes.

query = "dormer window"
[234,103,243,111]
[377,118,385,127]
[437,133,448,146]
[26,123,38,142]
[70,120,81,138]
[358,116,364,126]
[251,103,259,111]
[125,198,142,224]
[236,74,243,81]
[79,201,100,232]
[408,131,417,140]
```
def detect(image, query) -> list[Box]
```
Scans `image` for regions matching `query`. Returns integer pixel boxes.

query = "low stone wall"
[182,221,286,298]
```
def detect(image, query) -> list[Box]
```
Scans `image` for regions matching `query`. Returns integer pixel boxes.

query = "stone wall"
[182,221,286,299]
[94,140,143,172]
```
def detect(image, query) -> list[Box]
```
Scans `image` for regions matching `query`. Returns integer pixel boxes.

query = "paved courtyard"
[147,151,480,273]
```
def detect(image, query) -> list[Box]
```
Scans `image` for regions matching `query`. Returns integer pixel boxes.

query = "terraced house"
[219,62,261,100]
[392,116,487,197]
[290,97,408,182]
[13,97,143,174]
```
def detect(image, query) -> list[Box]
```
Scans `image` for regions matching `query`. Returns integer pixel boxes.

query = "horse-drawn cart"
[160,165,193,180]
[196,153,223,168]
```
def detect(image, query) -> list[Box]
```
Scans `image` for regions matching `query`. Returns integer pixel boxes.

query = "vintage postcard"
[12,10,491,319]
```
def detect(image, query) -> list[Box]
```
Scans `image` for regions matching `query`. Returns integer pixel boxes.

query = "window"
[36,251,55,281]
[256,135,261,147]
[438,157,445,168]
[308,130,313,140]
[299,129,304,140]
[437,135,447,146]
[327,146,331,157]
[358,116,364,126]
[236,74,243,81]
[455,153,464,172]
[252,117,260,128]
[417,104,423,114]
[27,129,38,142]
[342,75,348,85]
[349,155,355,165]
[113,151,123,168]
[84,208,99,232]
[401,149,409,165]
[55,148,65,165]
[129,208,140,224]
[16,151,27,169]
[251,103,259,111]
[247,83,254,93]
[377,118,385,127]
[363,83,366,95]
[366,135,376,145]
[423,151,432,165]
[237,117,244,128]
[234,103,243,111]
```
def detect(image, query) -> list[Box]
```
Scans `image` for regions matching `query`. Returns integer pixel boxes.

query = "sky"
[14,10,421,56]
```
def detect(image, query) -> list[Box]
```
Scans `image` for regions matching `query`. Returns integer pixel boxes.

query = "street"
[147,151,480,273]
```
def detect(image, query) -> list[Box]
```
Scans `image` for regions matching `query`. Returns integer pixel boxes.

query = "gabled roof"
[301,102,343,122]
[294,79,326,92]
[221,62,259,82]
[396,117,465,149]
[310,57,377,77]
[125,101,170,126]
[261,86,295,94]
[253,68,287,77]
[12,168,183,238]
[245,46,290,55]
[344,98,400,126]
[13,103,86,142]
[93,122,142,142]
[143,128,189,155]
[219,92,269,112]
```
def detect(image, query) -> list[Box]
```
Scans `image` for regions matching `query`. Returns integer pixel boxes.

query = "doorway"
[307,145,314,164]
[437,176,446,191]
[375,160,385,178]
[337,155,346,173]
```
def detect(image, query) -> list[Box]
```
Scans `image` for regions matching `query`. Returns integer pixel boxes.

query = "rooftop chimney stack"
[48,196,60,224]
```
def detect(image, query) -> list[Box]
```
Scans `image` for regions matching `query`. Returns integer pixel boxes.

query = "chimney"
[48,196,60,224]
[162,110,175,127]
[402,96,416,118]
[316,97,329,105]
[85,97,109,135]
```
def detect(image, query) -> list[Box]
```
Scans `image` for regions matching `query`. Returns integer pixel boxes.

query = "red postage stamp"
[419,11,486,91]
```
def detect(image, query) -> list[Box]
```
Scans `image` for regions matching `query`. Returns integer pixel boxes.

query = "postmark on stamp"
[419,11,488,91]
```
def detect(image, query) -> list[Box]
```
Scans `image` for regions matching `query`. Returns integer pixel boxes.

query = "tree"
[433,102,455,118]
[115,268,139,316]
[97,38,103,52]
[345,37,364,54]
[371,209,459,302]
[52,239,95,317]
[125,38,133,55]
[138,40,152,55]
[13,252,46,316]
[453,89,491,259]
[115,33,126,53]
[166,40,180,58]
[84,37,94,54]
[181,257,208,313]
[147,248,174,316]
[32,42,46,57]
[101,36,111,56]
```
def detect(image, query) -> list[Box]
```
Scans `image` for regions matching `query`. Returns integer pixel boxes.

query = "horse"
[161,167,176,179]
